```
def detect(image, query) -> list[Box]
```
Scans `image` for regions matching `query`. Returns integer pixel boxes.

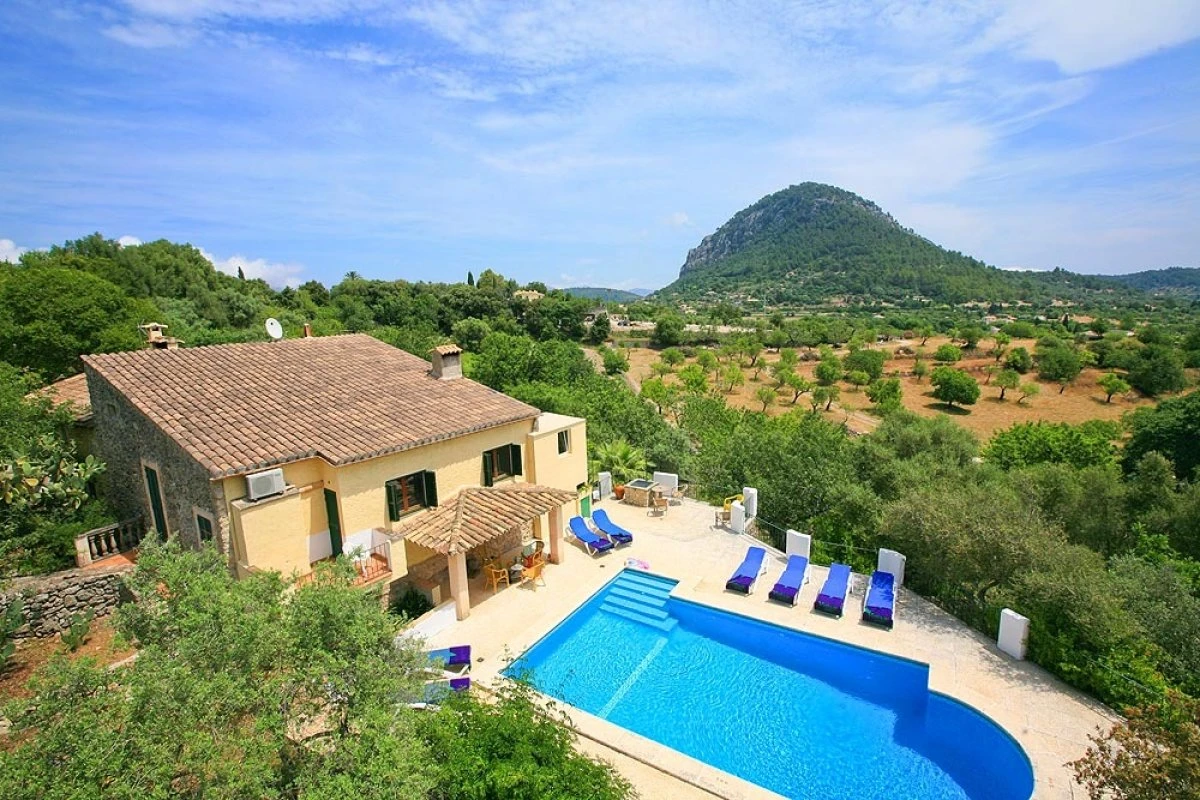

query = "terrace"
[420,496,1114,800]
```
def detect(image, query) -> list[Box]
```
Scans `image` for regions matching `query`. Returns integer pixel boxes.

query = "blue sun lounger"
[725,546,767,594]
[410,676,471,709]
[862,571,896,629]
[814,563,852,618]
[427,645,471,676]
[589,509,634,545]
[768,555,810,606]
[568,516,615,555]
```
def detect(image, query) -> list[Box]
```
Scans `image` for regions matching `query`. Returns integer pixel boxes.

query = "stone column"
[448,551,470,621]
[548,504,564,564]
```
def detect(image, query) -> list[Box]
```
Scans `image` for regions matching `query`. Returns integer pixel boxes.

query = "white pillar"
[448,551,470,621]
[786,530,811,559]
[548,505,564,565]
[878,548,906,586]
[730,501,746,534]
[998,609,1029,660]
[742,487,758,519]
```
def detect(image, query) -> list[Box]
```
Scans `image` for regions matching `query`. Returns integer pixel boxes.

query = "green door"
[323,489,343,557]
[580,494,591,518]
[144,465,167,541]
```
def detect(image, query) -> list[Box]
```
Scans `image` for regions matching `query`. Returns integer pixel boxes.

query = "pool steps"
[599,571,678,632]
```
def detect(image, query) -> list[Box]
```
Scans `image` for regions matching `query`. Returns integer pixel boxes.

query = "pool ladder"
[599,572,677,632]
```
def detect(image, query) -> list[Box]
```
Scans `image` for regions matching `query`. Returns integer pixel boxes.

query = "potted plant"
[590,439,649,500]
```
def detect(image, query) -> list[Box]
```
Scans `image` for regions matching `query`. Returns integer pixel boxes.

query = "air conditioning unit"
[246,468,286,501]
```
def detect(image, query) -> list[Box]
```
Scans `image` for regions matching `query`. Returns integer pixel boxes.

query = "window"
[196,513,214,543]
[482,444,523,486]
[557,430,570,455]
[387,471,438,521]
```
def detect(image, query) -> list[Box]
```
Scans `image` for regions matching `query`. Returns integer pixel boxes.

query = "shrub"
[1,598,25,669]
[1005,346,1033,373]
[60,610,94,652]
[390,586,435,621]
[930,367,980,407]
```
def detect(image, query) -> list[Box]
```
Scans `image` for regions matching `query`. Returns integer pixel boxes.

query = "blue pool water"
[506,570,1034,800]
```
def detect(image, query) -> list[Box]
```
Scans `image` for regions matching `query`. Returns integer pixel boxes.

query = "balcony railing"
[75,516,147,568]
[299,541,392,587]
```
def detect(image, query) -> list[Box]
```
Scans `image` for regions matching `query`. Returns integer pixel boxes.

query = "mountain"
[561,287,647,303]
[654,183,1136,306]
[1108,267,1200,298]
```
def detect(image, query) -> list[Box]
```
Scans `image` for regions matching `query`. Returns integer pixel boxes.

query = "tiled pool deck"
[423,497,1115,800]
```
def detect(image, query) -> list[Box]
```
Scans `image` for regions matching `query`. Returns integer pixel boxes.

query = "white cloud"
[987,0,1200,74]
[665,212,691,227]
[0,239,27,263]
[103,20,196,48]
[119,0,385,23]
[117,235,143,247]
[199,248,305,288]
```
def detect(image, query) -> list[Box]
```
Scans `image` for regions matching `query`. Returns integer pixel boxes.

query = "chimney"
[303,323,313,338]
[139,322,182,351]
[430,344,463,380]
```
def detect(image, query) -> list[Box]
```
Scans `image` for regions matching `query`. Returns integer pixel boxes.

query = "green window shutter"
[509,443,523,476]
[422,471,438,507]
[386,481,400,521]
[324,489,343,556]
[482,453,494,486]
[196,514,213,542]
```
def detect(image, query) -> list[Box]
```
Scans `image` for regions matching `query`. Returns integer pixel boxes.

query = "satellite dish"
[265,318,284,340]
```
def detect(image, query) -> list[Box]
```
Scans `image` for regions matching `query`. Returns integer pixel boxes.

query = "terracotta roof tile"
[30,373,93,422]
[395,485,577,555]
[83,334,539,478]
[432,343,462,355]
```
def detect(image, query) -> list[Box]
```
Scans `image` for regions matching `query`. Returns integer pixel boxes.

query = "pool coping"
[499,567,1034,800]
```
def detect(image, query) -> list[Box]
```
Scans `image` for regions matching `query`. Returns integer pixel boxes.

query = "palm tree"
[589,439,649,486]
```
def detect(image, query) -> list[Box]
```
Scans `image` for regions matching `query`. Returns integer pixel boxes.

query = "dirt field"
[621,337,1156,441]
[0,617,134,703]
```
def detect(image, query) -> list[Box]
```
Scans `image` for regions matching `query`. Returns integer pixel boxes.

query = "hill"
[1108,267,1200,298]
[654,183,1138,306]
[561,287,647,303]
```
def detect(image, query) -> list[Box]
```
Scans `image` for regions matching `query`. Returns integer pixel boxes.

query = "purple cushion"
[728,575,753,589]
[771,584,798,600]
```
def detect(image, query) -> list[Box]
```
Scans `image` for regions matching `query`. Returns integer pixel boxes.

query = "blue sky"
[1,1,1198,289]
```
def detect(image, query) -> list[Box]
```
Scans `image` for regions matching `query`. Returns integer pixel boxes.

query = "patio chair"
[590,509,634,545]
[768,554,810,606]
[648,491,669,517]
[520,559,547,589]
[485,563,510,593]
[813,563,852,618]
[862,570,896,630]
[725,546,767,594]
[568,516,615,556]
[426,645,471,676]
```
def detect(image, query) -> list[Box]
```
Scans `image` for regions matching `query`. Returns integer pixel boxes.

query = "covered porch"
[392,484,576,620]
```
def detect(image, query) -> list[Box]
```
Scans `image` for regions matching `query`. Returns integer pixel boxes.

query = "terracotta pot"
[613,485,626,500]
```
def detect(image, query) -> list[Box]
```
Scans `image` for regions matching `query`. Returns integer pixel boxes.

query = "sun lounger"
[409,676,471,709]
[590,509,634,545]
[768,555,810,605]
[426,645,471,676]
[813,563,852,618]
[568,516,615,555]
[862,570,896,629]
[725,546,767,594]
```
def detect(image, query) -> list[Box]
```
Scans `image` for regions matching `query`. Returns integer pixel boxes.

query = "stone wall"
[2,563,133,639]
[85,367,225,553]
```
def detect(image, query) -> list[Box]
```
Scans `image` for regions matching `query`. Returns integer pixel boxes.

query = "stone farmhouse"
[80,334,587,620]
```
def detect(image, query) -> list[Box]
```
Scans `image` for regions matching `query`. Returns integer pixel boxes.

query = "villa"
[80,334,588,619]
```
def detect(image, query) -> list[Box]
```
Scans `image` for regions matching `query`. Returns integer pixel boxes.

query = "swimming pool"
[505,569,1034,800]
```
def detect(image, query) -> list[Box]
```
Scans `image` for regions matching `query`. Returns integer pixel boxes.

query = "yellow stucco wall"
[527,418,588,492]
[224,417,595,577]
[332,419,533,538]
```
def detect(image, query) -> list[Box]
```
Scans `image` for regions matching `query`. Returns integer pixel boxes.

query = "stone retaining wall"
[1,563,133,639]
